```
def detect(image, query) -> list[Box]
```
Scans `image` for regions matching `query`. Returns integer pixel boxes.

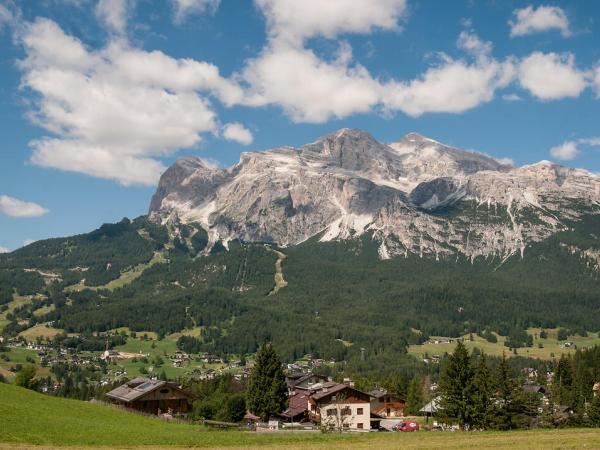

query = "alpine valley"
[3,129,600,375]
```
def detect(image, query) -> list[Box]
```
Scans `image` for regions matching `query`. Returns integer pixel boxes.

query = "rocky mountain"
[149,128,600,262]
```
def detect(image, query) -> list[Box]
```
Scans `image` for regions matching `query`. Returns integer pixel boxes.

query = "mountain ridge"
[149,129,600,261]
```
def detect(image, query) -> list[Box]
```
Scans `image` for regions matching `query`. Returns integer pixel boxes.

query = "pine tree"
[246,343,288,421]
[468,352,493,429]
[587,395,600,427]
[438,341,474,430]
[406,376,424,415]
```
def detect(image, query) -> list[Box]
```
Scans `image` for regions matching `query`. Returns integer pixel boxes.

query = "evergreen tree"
[14,365,38,390]
[588,395,600,427]
[246,343,288,420]
[406,376,424,415]
[438,341,474,429]
[468,352,494,429]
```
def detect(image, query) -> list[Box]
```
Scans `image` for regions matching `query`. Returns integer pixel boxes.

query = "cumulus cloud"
[19,18,243,185]
[23,239,36,246]
[549,137,600,160]
[172,0,220,23]
[593,65,600,97]
[222,122,253,145]
[383,32,515,117]
[0,195,49,218]
[518,52,587,100]
[242,42,381,123]
[0,246,10,253]
[244,4,514,122]
[510,5,570,38]
[257,0,407,45]
[502,93,522,102]
[95,0,132,34]
[550,141,579,160]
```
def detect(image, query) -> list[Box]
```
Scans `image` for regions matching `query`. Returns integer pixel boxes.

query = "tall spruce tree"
[468,352,494,429]
[246,343,288,420]
[439,340,474,430]
[587,394,600,427]
[406,376,424,415]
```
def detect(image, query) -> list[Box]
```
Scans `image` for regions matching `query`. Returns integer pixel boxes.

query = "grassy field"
[408,328,600,360]
[65,251,166,292]
[1,383,600,449]
[0,295,33,332]
[18,323,62,341]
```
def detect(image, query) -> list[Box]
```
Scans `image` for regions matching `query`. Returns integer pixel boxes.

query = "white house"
[308,382,371,431]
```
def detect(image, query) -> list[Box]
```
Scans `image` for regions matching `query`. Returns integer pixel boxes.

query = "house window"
[357,408,363,415]
[159,388,170,394]
[357,423,364,429]
[343,423,349,428]
[327,409,337,416]
[341,407,351,416]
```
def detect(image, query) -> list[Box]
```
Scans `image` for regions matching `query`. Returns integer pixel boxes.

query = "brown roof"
[105,378,195,403]
[280,391,310,419]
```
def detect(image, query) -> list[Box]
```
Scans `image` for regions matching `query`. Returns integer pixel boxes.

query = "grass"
[0,295,33,332]
[109,336,227,379]
[65,251,166,292]
[1,384,600,449]
[408,328,600,360]
[18,324,62,341]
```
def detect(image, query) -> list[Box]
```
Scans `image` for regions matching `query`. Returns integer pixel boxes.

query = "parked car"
[395,421,420,432]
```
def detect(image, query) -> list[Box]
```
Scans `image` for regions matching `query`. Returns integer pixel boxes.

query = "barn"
[105,377,195,416]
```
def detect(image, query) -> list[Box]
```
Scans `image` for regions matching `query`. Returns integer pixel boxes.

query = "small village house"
[105,378,195,416]
[368,388,406,418]
[308,382,371,431]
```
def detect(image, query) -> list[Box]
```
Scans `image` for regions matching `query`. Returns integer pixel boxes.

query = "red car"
[395,421,420,432]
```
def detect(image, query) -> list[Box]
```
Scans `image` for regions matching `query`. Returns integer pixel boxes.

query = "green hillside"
[2,383,600,449]
[1,214,600,376]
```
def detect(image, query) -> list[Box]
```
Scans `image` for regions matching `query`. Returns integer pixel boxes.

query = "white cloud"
[0,195,49,218]
[593,65,600,97]
[222,122,253,145]
[383,32,515,117]
[172,0,220,23]
[242,42,381,123]
[550,141,579,160]
[19,18,243,186]
[0,246,10,253]
[95,0,131,34]
[244,7,514,122]
[0,4,12,27]
[256,0,407,45]
[502,93,522,102]
[23,239,36,246]
[549,137,600,161]
[510,5,570,38]
[518,52,587,100]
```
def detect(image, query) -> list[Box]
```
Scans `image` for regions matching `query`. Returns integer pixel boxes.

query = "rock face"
[149,128,600,260]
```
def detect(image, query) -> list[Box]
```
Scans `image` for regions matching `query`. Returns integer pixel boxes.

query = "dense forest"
[1,213,600,374]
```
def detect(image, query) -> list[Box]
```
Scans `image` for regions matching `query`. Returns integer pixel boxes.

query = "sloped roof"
[280,391,310,419]
[420,397,440,414]
[105,378,194,403]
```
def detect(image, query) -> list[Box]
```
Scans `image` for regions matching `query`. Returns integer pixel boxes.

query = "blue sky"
[1,0,600,251]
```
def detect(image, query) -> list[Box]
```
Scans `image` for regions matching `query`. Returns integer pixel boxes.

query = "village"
[4,330,600,434]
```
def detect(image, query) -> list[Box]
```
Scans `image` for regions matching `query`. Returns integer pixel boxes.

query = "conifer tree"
[439,340,474,430]
[468,352,493,429]
[587,395,600,427]
[246,343,288,421]
[406,376,424,415]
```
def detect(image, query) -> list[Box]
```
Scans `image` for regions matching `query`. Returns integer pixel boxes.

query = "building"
[368,388,406,418]
[105,378,195,415]
[419,397,441,422]
[286,372,328,394]
[308,382,371,431]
